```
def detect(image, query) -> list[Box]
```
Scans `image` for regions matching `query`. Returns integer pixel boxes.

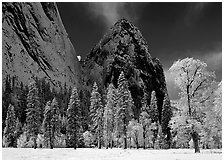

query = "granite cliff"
[81,19,171,126]
[2,2,80,88]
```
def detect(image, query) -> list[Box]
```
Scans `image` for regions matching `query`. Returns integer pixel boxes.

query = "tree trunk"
[50,134,53,149]
[110,138,113,149]
[124,136,127,149]
[123,117,127,149]
[187,85,191,116]
[106,139,108,149]
[136,138,139,149]
[74,135,77,149]
[192,131,200,153]
[33,137,37,149]
[143,130,146,149]
[98,131,101,149]
[116,137,119,148]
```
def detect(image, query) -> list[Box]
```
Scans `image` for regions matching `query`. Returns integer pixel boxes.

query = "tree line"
[3,71,169,149]
[2,58,222,152]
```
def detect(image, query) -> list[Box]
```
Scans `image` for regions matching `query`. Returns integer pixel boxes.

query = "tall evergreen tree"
[26,81,42,149]
[161,93,172,148]
[50,98,60,147]
[43,98,60,149]
[3,104,17,147]
[116,71,133,149]
[149,91,159,147]
[43,101,52,148]
[66,87,80,149]
[149,91,159,123]
[139,94,152,149]
[2,75,12,131]
[89,82,104,149]
[15,118,23,140]
[103,83,117,149]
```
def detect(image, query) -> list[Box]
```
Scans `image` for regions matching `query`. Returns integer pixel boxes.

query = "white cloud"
[85,2,141,29]
[87,3,124,28]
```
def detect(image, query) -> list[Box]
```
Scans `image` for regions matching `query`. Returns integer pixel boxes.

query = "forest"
[2,58,222,153]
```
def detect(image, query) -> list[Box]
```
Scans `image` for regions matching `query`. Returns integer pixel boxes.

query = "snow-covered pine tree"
[148,91,159,148]
[89,82,104,149]
[66,87,80,149]
[43,101,52,148]
[3,104,17,147]
[149,91,159,122]
[139,94,152,149]
[161,93,172,148]
[103,83,116,149]
[116,71,133,149]
[50,98,60,148]
[26,81,42,149]
[15,118,23,140]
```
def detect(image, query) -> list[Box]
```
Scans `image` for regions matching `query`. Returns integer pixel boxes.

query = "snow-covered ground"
[2,148,222,160]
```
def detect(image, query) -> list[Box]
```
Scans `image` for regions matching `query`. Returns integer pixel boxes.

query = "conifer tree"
[89,82,104,149]
[66,87,80,149]
[50,98,60,147]
[43,101,52,148]
[149,91,159,148]
[26,81,42,149]
[103,83,116,149]
[2,75,12,131]
[116,71,133,149]
[161,93,172,148]
[15,118,23,140]
[3,104,17,147]
[139,94,152,149]
[149,91,159,122]
[43,98,60,149]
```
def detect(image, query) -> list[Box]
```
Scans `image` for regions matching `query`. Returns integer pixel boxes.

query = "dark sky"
[57,2,222,100]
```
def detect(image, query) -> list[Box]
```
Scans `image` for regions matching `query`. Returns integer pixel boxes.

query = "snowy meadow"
[2,148,222,160]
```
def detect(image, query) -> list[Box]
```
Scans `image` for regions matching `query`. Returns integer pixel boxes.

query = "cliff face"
[2,2,80,87]
[82,19,170,122]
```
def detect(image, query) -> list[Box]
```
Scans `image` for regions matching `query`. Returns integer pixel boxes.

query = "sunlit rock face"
[2,2,80,88]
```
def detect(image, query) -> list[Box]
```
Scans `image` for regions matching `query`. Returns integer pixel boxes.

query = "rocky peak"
[82,18,170,126]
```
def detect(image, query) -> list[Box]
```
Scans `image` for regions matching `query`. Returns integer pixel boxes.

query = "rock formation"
[2,2,80,88]
[82,19,171,129]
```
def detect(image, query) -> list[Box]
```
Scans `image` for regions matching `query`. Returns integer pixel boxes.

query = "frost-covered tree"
[15,118,23,141]
[43,98,60,149]
[161,93,172,148]
[139,100,152,149]
[43,101,52,148]
[169,58,216,153]
[116,72,133,149]
[202,82,222,148]
[83,131,94,148]
[89,82,104,149]
[66,87,81,149]
[59,115,67,135]
[50,98,60,146]
[3,104,17,147]
[103,83,117,149]
[127,119,143,149]
[26,82,42,149]
[149,91,159,123]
